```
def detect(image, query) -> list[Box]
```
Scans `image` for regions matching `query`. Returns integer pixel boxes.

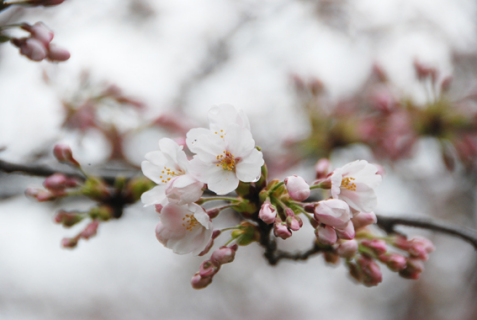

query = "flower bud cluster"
[11,22,70,62]
[191,245,238,289]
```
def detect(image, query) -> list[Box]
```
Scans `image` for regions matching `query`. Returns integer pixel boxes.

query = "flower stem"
[197,196,240,204]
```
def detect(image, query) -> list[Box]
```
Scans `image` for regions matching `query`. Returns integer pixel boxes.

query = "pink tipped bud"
[191,273,212,290]
[285,175,310,201]
[198,238,215,256]
[61,237,78,249]
[379,253,407,272]
[358,256,383,287]
[274,220,292,239]
[25,187,58,201]
[399,258,424,279]
[335,221,355,240]
[53,144,80,167]
[54,210,83,227]
[259,200,277,224]
[29,22,54,46]
[314,199,351,229]
[199,260,219,278]
[351,211,377,229]
[211,246,236,265]
[206,208,220,219]
[43,173,78,191]
[80,220,99,239]
[361,239,387,255]
[47,44,70,62]
[315,158,331,179]
[13,38,48,61]
[285,208,302,231]
[408,236,435,261]
[315,225,337,245]
[337,239,358,258]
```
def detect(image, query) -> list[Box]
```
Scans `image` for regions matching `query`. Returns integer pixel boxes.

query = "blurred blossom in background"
[1,0,477,319]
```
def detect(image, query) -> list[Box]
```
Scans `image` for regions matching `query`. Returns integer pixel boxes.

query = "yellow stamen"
[341,177,356,191]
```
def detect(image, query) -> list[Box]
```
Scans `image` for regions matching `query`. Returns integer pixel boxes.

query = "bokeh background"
[1,0,477,319]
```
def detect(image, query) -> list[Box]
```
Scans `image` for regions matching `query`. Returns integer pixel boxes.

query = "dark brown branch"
[376,214,477,250]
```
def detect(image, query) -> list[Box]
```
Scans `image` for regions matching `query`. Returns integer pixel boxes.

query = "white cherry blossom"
[141,138,203,206]
[155,203,213,255]
[187,104,251,153]
[187,123,264,195]
[330,160,382,212]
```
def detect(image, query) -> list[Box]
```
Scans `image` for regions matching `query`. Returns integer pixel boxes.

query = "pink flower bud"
[191,273,212,289]
[25,187,58,201]
[206,208,220,219]
[29,22,54,46]
[14,38,48,61]
[337,239,358,258]
[335,221,355,240]
[53,144,80,167]
[361,239,387,255]
[43,173,78,191]
[315,225,337,245]
[399,258,424,279]
[314,199,351,229]
[408,237,435,261]
[285,208,302,231]
[315,158,331,179]
[274,220,292,239]
[211,246,236,265]
[358,256,382,287]
[351,211,377,229]
[61,237,78,249]
[199,260,219,277]
[285,175,310,201]
[80,220,99,239]
[54,210,83,227]
[379,253,407,272]
[47,44,71,62]
[259,200,277,224]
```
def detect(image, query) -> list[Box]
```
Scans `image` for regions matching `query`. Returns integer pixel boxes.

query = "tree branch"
[376,214,477,250]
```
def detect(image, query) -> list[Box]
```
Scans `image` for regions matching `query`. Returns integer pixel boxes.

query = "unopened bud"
[379,253,407,272]
[191,273,212,290]
[274,219,292,239]
[351,211,377,229]
[155,204,163,213]
[399,258,424,279]
[315,158,331,179]
[284,175,310,201]
[315,225,337,245]
[53,144,80,167]
[61,237,78,249]
[285,208,302,231]
[211,246,236,265]
[43,173,78,191]
[198,231,221,256]
[54,210,84,227]
[358,256,382,287]
[259,200,277,224]
[361,239,387,255]
[314,199,351,229]
[47,44,70,62]
[337,239,358,258]
[25,187,58,201]
[80,220,99,239]
[199,260,219,278]
[335,221,355,240]
[408,237,435,261]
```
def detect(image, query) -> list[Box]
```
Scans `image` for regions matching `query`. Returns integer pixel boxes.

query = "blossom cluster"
[139,104,434,289]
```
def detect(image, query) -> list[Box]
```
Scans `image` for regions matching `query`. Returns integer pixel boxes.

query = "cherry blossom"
[155,203,213,255]
[141,138,203,206]
[187,123,264,195]
[330,160,382,212]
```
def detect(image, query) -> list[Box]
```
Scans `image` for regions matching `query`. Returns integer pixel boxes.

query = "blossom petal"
[207,169,239,195]
[208,103,251,132]
[225,124,255,158]
[340,183,377,212]
[235,148,264,182]
[142,161,165,184]
[141,185,167,206]
[186,128,212,154]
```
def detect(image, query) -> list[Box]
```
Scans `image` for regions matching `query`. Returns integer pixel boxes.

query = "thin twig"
[376,214,477,250]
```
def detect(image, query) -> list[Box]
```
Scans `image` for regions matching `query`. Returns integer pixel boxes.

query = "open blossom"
[186,104,250,154]
[187,123,264,195]
[330,160,382,212]
[155,203,213,255]
[141,138,203,206]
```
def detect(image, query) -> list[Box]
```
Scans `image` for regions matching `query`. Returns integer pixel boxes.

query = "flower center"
[159,166,184,184]
[182,214,199,231]
[216,150,235,171]
[341,177,356,191]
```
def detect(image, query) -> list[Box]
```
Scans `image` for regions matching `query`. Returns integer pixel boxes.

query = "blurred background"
[1,0,477,319]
